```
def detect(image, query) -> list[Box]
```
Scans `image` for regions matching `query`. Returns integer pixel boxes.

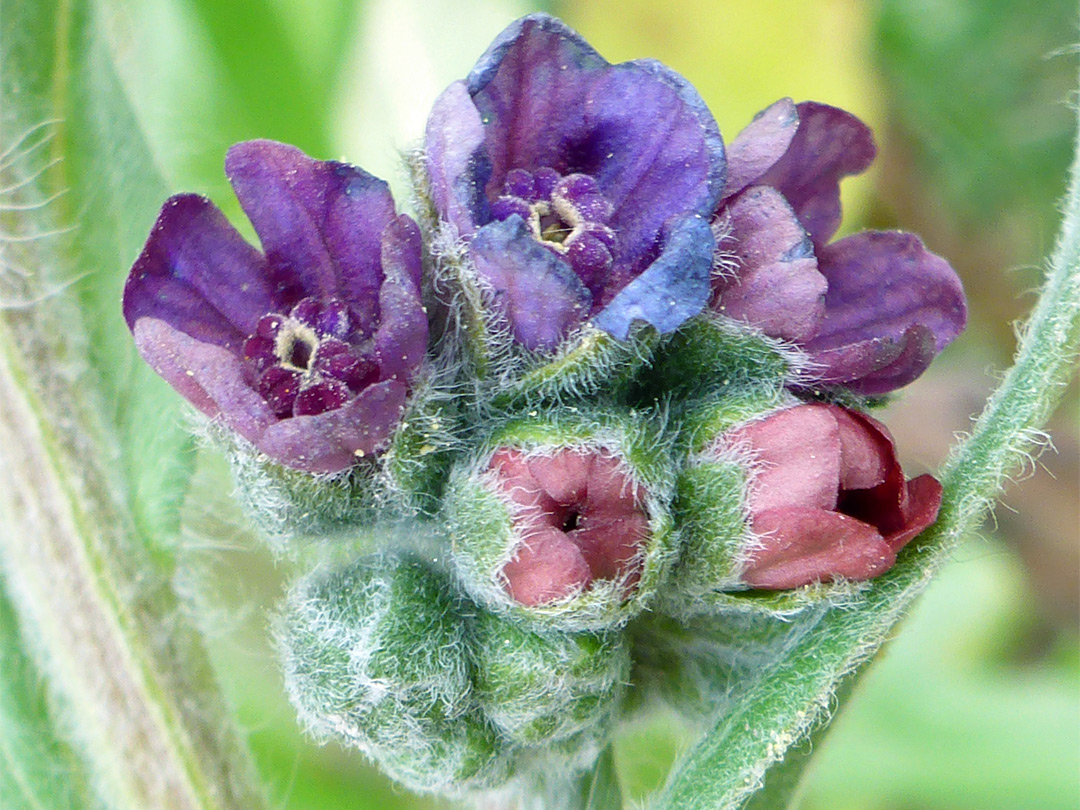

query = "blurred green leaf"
[876,0,1075,224]
[1,1,267,807]
[0,576,102,810]
[803,542,1080,810]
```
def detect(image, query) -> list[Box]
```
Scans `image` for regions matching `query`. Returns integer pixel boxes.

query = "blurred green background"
[105,0,1079,807]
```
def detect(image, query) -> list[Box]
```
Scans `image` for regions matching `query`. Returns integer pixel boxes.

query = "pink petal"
[527,448,593,505]
[743,507,895,589]
[500,528,592,606]
[830,404,893,490]
[570,513,649,587]
[726,404,842,513]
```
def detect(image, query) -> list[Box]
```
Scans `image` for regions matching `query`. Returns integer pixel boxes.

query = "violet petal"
[373,215,428,382]
[258,379,408,474]
[721,98,800,200]
[803,231,967,394]
[225,140,396,323]
[714,185,826,343]
[469,216,592,352]
[756,101,876,247]
[583,59,726,272]
[123,194,274,346]
[425,81,492,235]
[131,318,275,442]
[592,214,714,340]
[465,14,607,192]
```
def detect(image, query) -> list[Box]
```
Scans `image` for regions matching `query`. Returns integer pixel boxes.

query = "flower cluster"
[123,13,966,801]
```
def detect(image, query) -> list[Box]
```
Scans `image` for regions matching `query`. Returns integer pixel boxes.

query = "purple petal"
[583,60,725,272]
[469,216,592,352]
[225,140,396,323]
[713,186,826,343]
[425,81,491,235]
[131,317,275,442]
[374,215,428,382]
[592,214,714,340]
[802,231,967,394]
[465,14,607,191]
[123,194,274,347]
[756,101,876,247]
[721,98,799,200]
[259,379,408,474]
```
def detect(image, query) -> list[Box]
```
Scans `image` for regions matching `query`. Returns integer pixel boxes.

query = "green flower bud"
[212,389,457,551]
[468,608,630,748]
[278,554,512,794]
[648,314,802,403]
[443,409,678,632]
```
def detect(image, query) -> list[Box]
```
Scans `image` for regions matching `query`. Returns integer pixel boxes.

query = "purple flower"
[123,140,427,474]
[424,13,726,352]
[710,99,967,395]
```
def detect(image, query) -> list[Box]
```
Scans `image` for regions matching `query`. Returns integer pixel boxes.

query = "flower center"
[242,296,380,419]
[491,167,617,294]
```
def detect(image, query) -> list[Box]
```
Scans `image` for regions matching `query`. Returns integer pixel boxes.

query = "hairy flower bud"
[468,609,630,748]
[444,411,676,631]
[669,399,942,615]
[278,554,511,794]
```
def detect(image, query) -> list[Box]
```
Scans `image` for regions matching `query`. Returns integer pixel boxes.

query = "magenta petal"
[500,528,592,606]
[756,101,876,247]
[225,140,396,321]
[726,404,842,513]
[132,318,275,442]
[258,379,408,474]
[123,195,274,346]
[374,215,428,382]
[713,186,826,342]
[743,507,895,589]
[722,98,800,200]
[803,231,967,394]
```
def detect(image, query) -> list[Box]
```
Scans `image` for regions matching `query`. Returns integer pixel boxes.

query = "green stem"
[655,81,1080,810]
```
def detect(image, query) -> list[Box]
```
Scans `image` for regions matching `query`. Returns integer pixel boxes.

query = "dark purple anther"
[492,168,616,295]
[241,297,379,419]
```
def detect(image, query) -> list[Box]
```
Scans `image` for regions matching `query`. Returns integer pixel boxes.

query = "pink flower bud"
[716,403,942,589]
[487,447,651,606]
